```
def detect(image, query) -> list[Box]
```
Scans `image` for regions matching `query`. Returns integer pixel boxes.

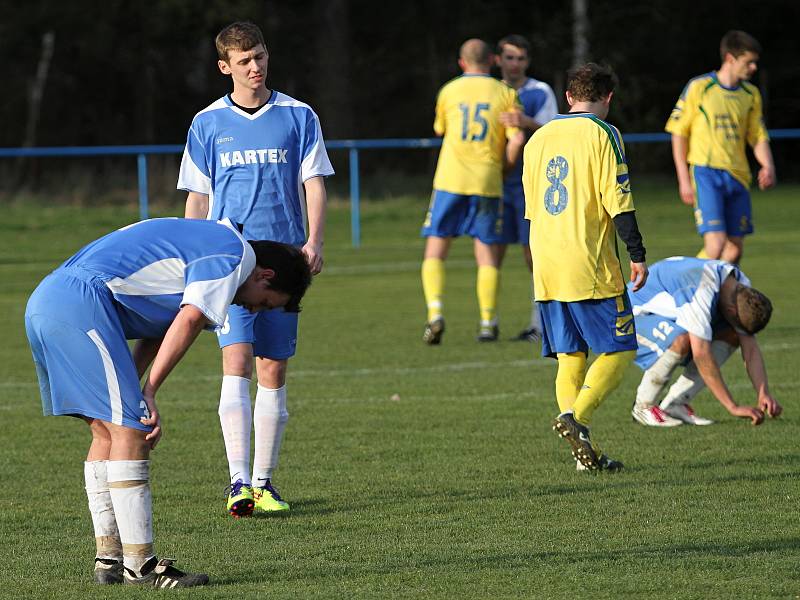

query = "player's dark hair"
[566,62,618,102]
[720,30,762,62]
[497,34,530,56]
[736,286,772,335]
[216,21,267,61]
[248,241,312,313]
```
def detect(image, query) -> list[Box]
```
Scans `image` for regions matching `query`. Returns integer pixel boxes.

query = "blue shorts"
[421,190,503,244]
[499,181,530,245]
[632,313,688,370]
[24,270,151,432]
[692,166,753,236]
[538,294,637,358]
[217,304,298,359]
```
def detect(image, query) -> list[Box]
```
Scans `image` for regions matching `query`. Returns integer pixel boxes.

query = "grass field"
[1,181,798,599]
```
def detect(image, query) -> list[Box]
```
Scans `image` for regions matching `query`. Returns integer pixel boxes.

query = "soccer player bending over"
[24,218,311,587]
[522,63,648,472]
[630,257,781,427]
[666,30,775,264]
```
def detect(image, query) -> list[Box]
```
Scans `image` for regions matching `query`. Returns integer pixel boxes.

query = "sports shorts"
[498,181,530,245]
[216,304,299,359]
[538,294,637,358]
[421,189,503,244]
[692,165,753,236]
[25,269,151,431]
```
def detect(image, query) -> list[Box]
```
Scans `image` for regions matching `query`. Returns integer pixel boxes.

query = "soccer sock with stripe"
[84,460,122,561]
[252,384,289,487]
[107,460,154,577]
[477,265,500,324]
[219,375,252,485]
[660,341,736,408]
[421,258,445,322]
[555,352,587,413]
[573,350,636,425]
[634,349,684,408]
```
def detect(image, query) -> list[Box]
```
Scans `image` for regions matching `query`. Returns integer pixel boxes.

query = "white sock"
[252,384,288,487]
[635,349,683,408]
[107,460,154,576]
[219,375,252,485]
[529,283,541,330]
[661,341,736,408]
[84,460,122,560]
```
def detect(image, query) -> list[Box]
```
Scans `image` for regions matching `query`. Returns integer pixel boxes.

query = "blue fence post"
[137,153,149,220]
[349,147,361,248]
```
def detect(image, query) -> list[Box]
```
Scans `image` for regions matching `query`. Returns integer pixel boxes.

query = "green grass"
[1,182,798,599]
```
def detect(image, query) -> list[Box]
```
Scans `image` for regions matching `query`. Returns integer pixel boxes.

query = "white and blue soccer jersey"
[177,92,335,245]
[60,218,255,339]
[628,257,750,341]
[506,77,558,186]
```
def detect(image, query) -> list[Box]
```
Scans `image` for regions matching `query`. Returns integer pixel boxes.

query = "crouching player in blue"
[523,63,648,472]
[24,218,311,587]
[630,256,781,426]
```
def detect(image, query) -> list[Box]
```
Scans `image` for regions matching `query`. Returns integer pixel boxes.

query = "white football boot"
[660,401,714,425]
[631,404,682,427]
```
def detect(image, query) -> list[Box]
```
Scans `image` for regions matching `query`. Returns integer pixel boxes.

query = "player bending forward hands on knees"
[630,257,781,427]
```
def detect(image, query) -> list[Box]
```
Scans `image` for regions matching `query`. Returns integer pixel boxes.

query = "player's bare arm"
[499,111,543,132]
[185,192,210,219]
[302,176,327,275]
[753,140,776,190]
[141,305,212,447]
[738,333,782,417]
[670,134,695,206]
[504,130,525,175]
[690,334,764,425]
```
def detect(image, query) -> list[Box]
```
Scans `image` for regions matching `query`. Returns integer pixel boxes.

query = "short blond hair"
[215,22,266,62]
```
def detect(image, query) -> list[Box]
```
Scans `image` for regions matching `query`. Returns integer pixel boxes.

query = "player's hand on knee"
[730,405,764,425]
[140,391,162,448]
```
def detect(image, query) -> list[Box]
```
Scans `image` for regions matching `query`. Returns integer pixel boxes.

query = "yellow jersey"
[432,74,520,197]
[665,72,769,187]
[523,113,635,301]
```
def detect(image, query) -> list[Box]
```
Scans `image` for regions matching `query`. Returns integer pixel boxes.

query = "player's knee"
[256,358,287,388]
[222,344,254,377]
[668,333,691,356]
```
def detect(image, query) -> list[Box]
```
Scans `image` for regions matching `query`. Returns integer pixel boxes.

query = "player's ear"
[218,59,232,75]
[258,267,276,282]
[565,90,574,107]
[604,91,614,105]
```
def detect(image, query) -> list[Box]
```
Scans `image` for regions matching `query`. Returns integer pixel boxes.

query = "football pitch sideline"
[0,181,797,598]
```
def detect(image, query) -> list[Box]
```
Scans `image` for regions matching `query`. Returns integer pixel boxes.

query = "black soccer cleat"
[423,318,445,345]
[94,558,124,585]
[477,323,499,342]
[553,412,599,470]
[124,557,209,588]
[510,326,541,342]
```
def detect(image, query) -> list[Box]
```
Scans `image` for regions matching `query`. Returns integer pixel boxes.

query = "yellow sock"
[696,248,710,259]
[555,352,587,413]
[422,258,445,322]
[573,350,636,425]
[476,265,500,323]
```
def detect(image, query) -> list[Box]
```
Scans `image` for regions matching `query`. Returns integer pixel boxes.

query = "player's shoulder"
[679,72,716,99]
[191,97,230,122]
[520,77,555,95]
[271,91,315,112]
[739,80,762,99]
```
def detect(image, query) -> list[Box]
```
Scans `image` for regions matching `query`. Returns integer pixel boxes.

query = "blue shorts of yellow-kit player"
[25,268,153,432]
[538,294,637,359]
[632,312,689,370]
[217,304,299,360]
[692,165,753,237]
[498,181,529,245]
[421,189,503,244]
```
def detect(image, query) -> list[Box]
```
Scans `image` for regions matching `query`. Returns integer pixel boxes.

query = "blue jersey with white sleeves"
[177,92,334,245]
[506,77,558,186]
[59,218,255,339]
[628,257,750,341]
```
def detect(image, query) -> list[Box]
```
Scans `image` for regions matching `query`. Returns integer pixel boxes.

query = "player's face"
[219,44,269,91]
[233,268,290,313]
[497,44,529,84]
[729,51,759,81]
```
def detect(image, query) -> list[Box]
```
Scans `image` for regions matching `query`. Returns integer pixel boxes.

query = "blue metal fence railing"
[2,128,799,246]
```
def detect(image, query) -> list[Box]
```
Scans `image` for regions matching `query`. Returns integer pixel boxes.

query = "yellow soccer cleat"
[253,480,290,513]
[224,479,254,518]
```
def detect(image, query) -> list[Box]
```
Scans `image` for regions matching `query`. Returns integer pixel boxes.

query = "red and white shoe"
[661,402,714,425]
[631,404,682,427]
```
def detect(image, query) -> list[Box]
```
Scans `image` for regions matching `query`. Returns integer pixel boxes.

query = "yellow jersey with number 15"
[432,74,520,197]
[523,113,635,302]
[665,72,769,187]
